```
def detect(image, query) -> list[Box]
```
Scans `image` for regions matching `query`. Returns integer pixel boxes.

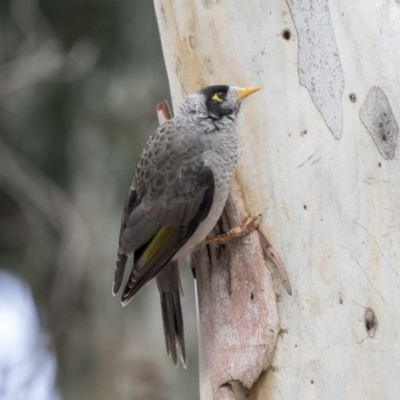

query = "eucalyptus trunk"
[153,1,400,399]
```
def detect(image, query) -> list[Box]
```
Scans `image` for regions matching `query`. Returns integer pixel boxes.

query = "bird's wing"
[113,184,160,295]
[114,119,215,302]
[136,117,213,226]
[120,166,214,305]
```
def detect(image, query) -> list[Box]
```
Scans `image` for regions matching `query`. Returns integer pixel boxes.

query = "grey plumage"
[113,85,261,366]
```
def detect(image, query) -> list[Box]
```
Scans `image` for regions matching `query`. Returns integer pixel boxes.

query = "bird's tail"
[156,262,187,367]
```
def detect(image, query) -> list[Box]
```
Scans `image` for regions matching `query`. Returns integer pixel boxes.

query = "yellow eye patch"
[211,92,223,102]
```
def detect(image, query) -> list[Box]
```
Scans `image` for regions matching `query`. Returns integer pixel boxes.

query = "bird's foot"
[206,214,261,245]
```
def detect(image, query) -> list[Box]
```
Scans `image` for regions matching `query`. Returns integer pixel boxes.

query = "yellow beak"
[235,86,262,100]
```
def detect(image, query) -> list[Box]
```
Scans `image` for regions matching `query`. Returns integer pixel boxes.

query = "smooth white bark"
[154,0,400,398]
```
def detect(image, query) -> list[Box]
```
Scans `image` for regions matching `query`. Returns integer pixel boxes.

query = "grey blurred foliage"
[0,0,199,399]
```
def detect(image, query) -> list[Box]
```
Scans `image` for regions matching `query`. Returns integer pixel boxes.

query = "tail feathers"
[159,290,187,367]
[156,262,187,367]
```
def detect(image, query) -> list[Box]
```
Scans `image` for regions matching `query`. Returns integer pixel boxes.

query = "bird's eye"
[211,92,224,103]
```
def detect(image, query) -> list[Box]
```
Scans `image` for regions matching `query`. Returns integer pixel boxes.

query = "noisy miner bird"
[114,84,261,366]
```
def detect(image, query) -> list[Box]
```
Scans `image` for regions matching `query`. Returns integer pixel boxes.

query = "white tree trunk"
[154,0,400,398]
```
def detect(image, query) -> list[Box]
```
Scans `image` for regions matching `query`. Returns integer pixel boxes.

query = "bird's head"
[180,85,261,120]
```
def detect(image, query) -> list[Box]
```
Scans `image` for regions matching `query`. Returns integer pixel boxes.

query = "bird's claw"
[206,214,261,245]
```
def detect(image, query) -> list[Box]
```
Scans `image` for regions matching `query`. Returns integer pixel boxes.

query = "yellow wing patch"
[141,226,176,264]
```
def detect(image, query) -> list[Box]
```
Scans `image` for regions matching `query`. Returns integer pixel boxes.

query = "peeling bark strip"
[190,177,279,400]
[287,0,344,139]
[360,87,399,160]
[157,101,172,124]
[258,231,292,295]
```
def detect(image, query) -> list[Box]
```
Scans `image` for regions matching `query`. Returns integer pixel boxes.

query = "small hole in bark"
[300,129,307,136]
[382,134,387,141]
[339,297,343,304]
[311,380,314,385]
[282,29,291,40]
[378,162,382,167]
[303,205,307,210]
[365,308,378,337]
[250,292,254,300]
[349,93,357,103]
[228,290,232,296]
[295,344,297,348]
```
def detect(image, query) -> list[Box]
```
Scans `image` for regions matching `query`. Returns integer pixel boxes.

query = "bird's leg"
[206,214,261,245]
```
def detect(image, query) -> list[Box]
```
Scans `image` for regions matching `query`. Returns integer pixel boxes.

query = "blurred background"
[0,1,199,399]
